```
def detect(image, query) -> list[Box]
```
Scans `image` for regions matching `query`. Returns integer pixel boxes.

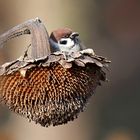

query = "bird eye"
[59,40,67,45]
[64,35,69,38]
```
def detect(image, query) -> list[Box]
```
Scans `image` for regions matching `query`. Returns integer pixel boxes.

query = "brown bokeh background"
[0,0,140,140]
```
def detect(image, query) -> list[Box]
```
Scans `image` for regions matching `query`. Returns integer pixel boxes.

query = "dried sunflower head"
[0,18,110,127]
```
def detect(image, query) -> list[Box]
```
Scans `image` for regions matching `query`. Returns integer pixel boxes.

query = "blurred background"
[0,0,140,140]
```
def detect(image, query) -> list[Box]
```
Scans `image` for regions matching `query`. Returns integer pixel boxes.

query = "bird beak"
[70,32,79,39]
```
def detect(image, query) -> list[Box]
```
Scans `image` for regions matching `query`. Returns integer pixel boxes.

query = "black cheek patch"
[60,40,67,45]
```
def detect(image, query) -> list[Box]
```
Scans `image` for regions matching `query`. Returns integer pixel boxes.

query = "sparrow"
[49,28,85,54]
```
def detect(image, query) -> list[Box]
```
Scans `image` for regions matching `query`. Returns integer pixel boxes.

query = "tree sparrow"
[49,28,85,54]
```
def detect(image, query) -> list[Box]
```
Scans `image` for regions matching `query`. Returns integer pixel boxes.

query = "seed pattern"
[0,62,105,127]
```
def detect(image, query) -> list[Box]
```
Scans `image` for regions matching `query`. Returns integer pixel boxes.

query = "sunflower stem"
[0,18,51,59]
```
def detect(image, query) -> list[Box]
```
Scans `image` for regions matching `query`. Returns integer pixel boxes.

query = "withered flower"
[0,18,110,127]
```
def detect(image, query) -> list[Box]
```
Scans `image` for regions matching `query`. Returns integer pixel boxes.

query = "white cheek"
[58,38,75,51]
[65,38,75,48]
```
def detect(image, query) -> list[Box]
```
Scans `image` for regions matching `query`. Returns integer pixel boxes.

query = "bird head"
[49,28,83,53]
